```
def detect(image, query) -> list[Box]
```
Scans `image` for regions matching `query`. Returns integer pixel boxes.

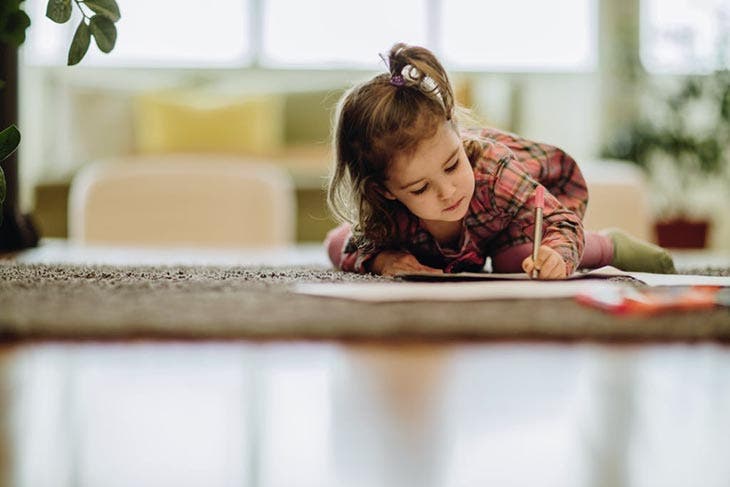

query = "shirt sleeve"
[477,127,589,219]
[474,141,585,274]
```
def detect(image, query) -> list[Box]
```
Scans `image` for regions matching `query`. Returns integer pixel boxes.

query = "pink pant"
[325,224,613,272]
[490,231,613,272]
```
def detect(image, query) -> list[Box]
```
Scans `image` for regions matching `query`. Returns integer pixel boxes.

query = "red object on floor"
[576,285,724,316]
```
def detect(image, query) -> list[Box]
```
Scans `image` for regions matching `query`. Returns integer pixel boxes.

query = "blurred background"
[13,0,730,250]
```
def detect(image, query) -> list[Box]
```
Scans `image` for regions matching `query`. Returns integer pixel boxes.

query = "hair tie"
[390,74,405,87]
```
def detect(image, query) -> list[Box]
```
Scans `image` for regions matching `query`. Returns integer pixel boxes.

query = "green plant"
[0,126,19,225]
[602,69,730,219]
[46,0,121,65]
[0,0,120,228]
[0,0,31,47]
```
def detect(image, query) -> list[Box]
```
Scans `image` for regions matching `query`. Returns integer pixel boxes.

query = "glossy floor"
[1,341,729,487]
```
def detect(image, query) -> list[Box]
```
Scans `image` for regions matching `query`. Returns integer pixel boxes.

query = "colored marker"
[531,186,544,279]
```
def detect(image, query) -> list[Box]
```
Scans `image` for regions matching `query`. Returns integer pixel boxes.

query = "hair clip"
[390,74,405,87]
[402,65,421,84]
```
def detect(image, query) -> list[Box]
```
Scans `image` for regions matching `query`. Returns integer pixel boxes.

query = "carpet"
[1,262,729,341]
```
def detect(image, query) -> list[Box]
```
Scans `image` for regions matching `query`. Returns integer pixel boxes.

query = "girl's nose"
[438,181,456,200]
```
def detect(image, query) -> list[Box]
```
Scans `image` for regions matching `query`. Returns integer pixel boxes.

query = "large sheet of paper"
[622,272,730,287]
[294,267,730,303]
[295,280,618,302]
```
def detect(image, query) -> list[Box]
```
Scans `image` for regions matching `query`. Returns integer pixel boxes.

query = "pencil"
[531,185,544,279]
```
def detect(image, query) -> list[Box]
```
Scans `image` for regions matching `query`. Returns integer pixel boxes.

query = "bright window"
[441,0,597,71]
[261,0,428,68]
[23,0,250,67]
[641,0,730,73]
[22,0,598,71]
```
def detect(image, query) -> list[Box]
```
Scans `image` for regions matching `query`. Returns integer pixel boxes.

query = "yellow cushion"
[134,90,285,155]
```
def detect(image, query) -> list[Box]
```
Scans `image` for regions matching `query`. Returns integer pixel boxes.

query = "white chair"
[68,154,296,248]
[581,159,652,242]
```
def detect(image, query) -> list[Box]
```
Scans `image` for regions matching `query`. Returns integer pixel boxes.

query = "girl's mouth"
[443,197,464,212]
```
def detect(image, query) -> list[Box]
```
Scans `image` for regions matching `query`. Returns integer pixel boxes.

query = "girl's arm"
[371,250,442,276]
[476,128,589,218]
[476,144,585,274]
[325,224,441,275]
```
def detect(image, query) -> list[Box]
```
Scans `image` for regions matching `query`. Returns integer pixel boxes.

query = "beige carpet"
[0,262,728,341]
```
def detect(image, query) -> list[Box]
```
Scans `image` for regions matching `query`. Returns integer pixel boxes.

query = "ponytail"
[383,43,455,121]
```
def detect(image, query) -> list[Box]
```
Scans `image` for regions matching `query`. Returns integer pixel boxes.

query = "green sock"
[602,228,677,274]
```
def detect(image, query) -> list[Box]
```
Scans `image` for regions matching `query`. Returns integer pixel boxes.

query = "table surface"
[1,240,730,487]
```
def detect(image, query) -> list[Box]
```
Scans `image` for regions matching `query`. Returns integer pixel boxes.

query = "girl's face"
[382,121,475,224]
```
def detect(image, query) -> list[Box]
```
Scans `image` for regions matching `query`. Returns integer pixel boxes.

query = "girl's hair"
[327,42,471,248]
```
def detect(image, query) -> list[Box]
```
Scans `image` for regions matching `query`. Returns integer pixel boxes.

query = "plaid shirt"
[338,127,587,274]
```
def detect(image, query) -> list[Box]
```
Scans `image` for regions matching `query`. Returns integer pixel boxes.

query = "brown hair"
[327,42,471,249]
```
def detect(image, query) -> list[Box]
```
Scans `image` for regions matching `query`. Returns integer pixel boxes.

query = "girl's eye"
[445,160,459,173]
[411,184,428,195]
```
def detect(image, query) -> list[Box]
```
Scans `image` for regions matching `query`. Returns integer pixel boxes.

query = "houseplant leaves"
[84,0,121,23]
[0,0,31,46]
[0,125,22,226]
[68,18,90,65]
[89,14,116,53]
[45,0,71,23]
[44,0,121,65]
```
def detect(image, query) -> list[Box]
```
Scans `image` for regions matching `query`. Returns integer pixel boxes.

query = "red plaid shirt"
[336,127,587,274]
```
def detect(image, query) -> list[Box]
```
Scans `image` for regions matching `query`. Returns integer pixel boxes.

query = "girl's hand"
[370,250,443,276]
[521,245,568,280]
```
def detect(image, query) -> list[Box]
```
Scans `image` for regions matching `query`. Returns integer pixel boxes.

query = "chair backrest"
[581,159,652,241]
[68,155,296,247]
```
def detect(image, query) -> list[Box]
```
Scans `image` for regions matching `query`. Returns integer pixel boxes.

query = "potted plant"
[0,0,119,242]
[602,69,730,248]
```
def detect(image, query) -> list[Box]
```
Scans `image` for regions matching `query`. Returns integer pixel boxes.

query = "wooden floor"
[1,341,730,487]
[2,241,730,487]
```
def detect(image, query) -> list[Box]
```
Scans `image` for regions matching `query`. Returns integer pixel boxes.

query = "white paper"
[295,266,730,303]
[294,280,619,302]
[625,272,730,287]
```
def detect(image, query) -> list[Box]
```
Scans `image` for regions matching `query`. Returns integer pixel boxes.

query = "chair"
[581,159,652,242]
[68,154,296,247]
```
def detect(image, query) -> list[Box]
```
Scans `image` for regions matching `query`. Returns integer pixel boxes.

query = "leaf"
[0,124,19,222]
[67,19,91,65]
[45,0,72,23]
[0,125,21,163]
[83,0,120,22]
[0,9,31,46]
[89,14,116,53]
[0,0,22,16]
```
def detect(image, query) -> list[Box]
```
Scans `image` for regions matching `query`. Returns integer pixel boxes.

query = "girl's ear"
[376,184,397,201]
[368,180,398,201]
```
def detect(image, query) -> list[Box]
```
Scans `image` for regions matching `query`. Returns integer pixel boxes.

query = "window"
[262,0,428,68]
[641,0,730,73]
[22,0,597,72]
[23,0,250,67]
[441,0,597,71]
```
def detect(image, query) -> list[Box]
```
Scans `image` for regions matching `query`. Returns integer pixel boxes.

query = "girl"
[325,43,676,278]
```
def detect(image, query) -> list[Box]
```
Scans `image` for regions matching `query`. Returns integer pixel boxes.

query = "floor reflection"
[331,345,451,487]
[1,341,729,487]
